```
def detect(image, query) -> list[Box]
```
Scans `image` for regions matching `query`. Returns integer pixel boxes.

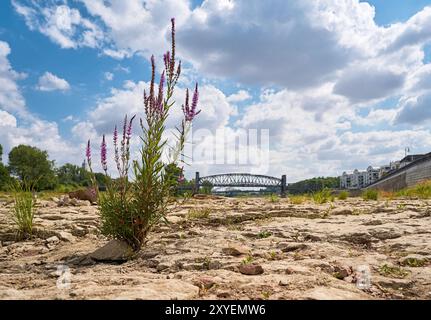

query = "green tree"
[56,163,90,186]
[8,145,57,190]
[0,144,11,190]
[288,176,340,195]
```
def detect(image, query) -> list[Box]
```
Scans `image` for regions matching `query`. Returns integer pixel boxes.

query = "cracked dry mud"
[0,196,430,300]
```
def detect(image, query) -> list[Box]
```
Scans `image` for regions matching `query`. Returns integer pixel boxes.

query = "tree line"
[0,144,109,191]
[288,176,340,195]
[0,144,199,193]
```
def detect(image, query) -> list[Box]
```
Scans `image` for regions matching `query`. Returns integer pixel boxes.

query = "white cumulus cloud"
[37,72,70,92]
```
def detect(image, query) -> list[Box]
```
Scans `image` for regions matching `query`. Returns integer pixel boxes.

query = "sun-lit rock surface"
[0,195,430,300]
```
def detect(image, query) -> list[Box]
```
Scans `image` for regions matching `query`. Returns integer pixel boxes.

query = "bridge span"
[195,172,287,196]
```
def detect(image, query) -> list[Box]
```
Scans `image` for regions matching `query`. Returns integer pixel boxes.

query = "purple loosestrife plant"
[87,18,201,251]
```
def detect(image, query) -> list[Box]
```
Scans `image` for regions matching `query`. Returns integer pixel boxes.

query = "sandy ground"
[0,195,430,300]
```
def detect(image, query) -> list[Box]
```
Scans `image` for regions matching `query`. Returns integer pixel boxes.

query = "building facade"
[340,154,425,190]
[340,166,380,189]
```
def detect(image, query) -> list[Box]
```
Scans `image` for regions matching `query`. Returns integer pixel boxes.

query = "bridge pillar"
[195,172,200,194]
[281,175,287,197]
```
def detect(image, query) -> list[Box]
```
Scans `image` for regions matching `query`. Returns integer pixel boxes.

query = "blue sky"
[1,0,431,182]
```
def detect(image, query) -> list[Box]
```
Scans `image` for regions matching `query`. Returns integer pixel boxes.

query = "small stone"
[156,264,170,272]
[208,260,222,270]
[194,277,216,289]
[70,198,79,206]
[217,291,230,298]
[331,207,353,215]
[277,242,308,252]
[51,197,59,203]
[56,231,76,243]
[238,264,264,275]
[89,239,134,262]
[333,265,352,279]
[278,280,289,286]
[46,236,60,244]
[222,246,249,256]
[39,248,49,254]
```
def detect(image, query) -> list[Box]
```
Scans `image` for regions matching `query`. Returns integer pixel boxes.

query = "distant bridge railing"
[195,172,287,196]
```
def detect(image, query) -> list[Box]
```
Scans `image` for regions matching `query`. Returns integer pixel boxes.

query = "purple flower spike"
[191,83,199,113]
[122,115,128,144]
[182,84,200,122]
[127,115,135,139]
[113,125,118,145]
[101,135,107,173]
[86,139,92,169]
[157,71,165,113]
[164,51,170,71]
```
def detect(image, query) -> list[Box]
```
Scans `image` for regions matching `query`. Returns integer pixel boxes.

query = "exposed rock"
[89,239,134,262]
[333,265,353,279]
[217,291,231,298]
[331,207,353,215]
[338,232,374,246]
[45,236,59,244]
[369,229,402,240]
[68,187,97,204]
[55,231,75,243]
[156,264,170,272]
[1,196,431,300]
[303,287,371,300]
[375,276,415,290]
[222,245,249,256]
[238,264,264,275]
[194,277,216,289]
[277,242,308,252]
[278,279,289,286]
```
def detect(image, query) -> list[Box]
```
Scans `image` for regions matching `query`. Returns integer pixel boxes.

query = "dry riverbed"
[0,195,430,300]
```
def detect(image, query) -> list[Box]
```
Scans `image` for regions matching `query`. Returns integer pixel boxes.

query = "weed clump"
[362,189,378,201]
[187,208,211,220]
[10,181,36,237]
[396,180,431,199]
[312,188,332,204]
[338,191,349,200]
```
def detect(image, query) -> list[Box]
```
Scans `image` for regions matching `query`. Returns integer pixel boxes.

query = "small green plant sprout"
[267,250,282,261]
[362,189,378,201]
[268,193,279,203]
[261,291,271,300]
[241,254,254,265]
[338,190,349,200]
[378,264,410,279]
[312,188,332,204]
[257,230,272,239]
[187,207,211,220]
[397,203,406,210]
[10,180,37,237]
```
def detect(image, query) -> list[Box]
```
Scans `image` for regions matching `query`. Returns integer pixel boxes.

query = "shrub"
[338,190,349,200]
[257,230,272,239]
[187,208,211,219]
[396,180,431,199]
[268,193,279,203]
[87,19,201,251]
[362,189,378,201]
[289,195,307,204]
[312,188,332,204]
[10,181,36,237]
